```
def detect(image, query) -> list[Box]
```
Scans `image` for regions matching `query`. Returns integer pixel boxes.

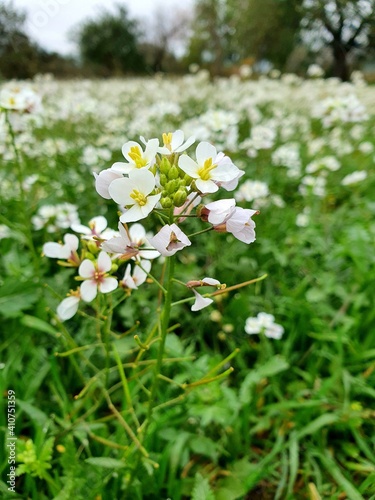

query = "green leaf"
[316,451,365,500]
[20,314,59,337]
[0,279,40,318]
[17,400,50,427]
[296,413,339,439]
[85,457,127,469]
[191,473,215,500]
[240,356,289,405]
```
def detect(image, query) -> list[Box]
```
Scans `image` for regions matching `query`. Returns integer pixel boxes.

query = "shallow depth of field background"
[1,1,375,499]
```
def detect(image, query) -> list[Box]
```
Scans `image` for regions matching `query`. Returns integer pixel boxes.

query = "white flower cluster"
[44,131,260,321]
[0,82,42,114]
[245,312,284,339]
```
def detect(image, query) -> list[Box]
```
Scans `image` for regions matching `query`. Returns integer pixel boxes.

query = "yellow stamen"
[197,158,217,181]
[128,146,148,168]
[162,132,173,151]
[130,189,147,206]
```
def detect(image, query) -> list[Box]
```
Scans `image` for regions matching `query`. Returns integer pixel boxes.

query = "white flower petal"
[95,169,122,199]
[178,155,199,178]
[79,259,95,278]
[195,178,218,194]
[80,279,98,302]
[196,141,217,164]
[191,290,213,311]
[91,216,108,233]
[97,251,112,272]
[43,242,70,259]
[99,277,118,294]
[57,296,80,321]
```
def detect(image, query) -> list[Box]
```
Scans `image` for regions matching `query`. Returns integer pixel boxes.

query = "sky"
[12,0,194,56]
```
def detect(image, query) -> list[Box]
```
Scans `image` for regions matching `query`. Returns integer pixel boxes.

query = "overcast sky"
[12,0,194,55]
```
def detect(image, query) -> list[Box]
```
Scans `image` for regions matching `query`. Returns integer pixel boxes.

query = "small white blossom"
[245,312,284,339]
[148,224,191,257]
[78,251,118,302]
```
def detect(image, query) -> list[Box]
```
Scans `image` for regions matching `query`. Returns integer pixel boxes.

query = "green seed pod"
[173,188,188,207]
[168,165,179,180]
[160,197,173,208]
[160,157,171,175]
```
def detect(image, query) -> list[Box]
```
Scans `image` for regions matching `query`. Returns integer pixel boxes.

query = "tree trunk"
[331,41,350,81]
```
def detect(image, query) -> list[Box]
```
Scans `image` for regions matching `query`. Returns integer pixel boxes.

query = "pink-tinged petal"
[122,264,137,289]
[99,277,118,294]
[111,161,133,174]
[97,251,112,272]
[129,223,146,244]
[79,259,95,278]
[94,169,122,199]
[206,199,236,225]
[148,224,191,256]
[43,242,70,259]
[191,290,213,311]
[195,178,219,194]
[178,155,199,178]
[80,279,98,302]
[196,142,217,164]
[57,296,80,321]
[91,216,107,233]
[102,237,130,254]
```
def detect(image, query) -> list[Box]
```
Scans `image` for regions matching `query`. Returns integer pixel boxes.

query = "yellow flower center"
[162,132,173,151]
[130,189,147,206]
[128,146,148,168]
[197,158,217,181]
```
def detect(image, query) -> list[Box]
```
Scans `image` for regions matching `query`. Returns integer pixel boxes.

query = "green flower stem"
[4,111,40,274]
[137,261,167,294]
[187,226,213,238]
[145,254,176,425]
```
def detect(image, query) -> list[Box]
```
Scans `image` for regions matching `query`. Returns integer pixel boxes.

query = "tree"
[300,0,375,80]
[0,1,39,79]
[227,0,303,70]
[73,4,146,76]
[185,0,233,75]
[139,5,192,73]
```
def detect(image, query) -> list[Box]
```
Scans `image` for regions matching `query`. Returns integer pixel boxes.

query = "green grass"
[0,75,374,499]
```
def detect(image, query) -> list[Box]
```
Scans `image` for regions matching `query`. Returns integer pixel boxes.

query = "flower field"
[0,72,374,499]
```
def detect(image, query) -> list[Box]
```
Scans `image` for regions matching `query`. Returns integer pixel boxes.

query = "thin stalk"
[4,110,40,273]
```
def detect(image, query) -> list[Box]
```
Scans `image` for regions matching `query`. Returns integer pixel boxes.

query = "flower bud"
[111,263,118,273]
[165,180,179,195]
[160,173,168,186]
[160,197,173,208]
[87,241,99,254]
[160,157,171,175]
[168,165,179,180]
[173,188,188,207]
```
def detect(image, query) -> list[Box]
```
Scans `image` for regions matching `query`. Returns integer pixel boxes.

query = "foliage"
[300,0,375,80]
[72,4,146,76]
